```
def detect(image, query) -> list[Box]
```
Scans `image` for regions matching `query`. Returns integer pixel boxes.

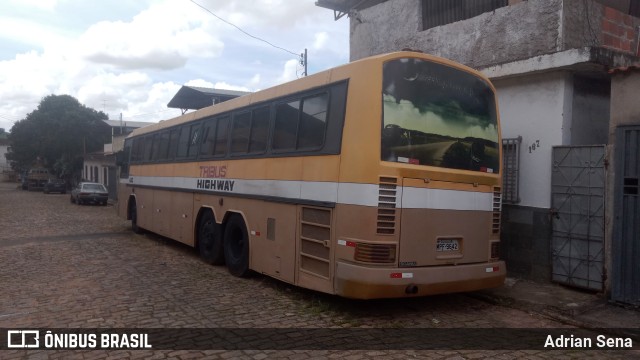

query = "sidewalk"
[472,277,640,337]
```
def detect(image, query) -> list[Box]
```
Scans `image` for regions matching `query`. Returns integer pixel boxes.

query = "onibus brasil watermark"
[7,330,151,349]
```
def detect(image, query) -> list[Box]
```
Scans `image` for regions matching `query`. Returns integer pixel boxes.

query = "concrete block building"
[316,0,640,303]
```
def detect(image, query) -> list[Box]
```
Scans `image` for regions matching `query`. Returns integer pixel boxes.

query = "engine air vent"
[377,177,398,235]
[492,187,502,234]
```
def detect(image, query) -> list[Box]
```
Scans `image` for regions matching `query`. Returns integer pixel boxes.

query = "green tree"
[6,95,109,178]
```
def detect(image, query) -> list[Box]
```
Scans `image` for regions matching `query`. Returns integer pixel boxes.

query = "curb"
[468,290,640,340]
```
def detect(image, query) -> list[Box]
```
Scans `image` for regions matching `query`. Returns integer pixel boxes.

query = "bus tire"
[223,214,250,277]
[130,199,144,234]
[198,211,224,265]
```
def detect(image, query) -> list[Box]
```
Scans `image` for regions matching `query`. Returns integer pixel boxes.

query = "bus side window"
[273,100,300,151]
[143,135,153,162]
[199,118,216,158]
[231,111,251,155]
[187,123,203,158]
[130,138,140,163]
[214,116,230,157]
[155,130,170,161]
[176,124,191,159]
[150,133,161,161]
[249,106,270,153]
[298,93,328,149]
[167,128,180,160]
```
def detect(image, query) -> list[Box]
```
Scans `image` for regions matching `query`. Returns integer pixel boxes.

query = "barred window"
[502,136,521,204]
[422,0,508,30]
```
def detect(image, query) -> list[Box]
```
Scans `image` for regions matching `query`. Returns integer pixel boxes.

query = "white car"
[70,182,109,205]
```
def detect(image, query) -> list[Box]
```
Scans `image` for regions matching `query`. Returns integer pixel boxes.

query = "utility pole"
[301,48,308,76]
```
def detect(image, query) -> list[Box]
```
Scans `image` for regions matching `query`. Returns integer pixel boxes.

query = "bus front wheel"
[198,211,224,265]
[223,214,250,277]
[130,200,144,234]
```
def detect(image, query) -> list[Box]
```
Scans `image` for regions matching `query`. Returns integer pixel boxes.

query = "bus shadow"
[136,229,484,327]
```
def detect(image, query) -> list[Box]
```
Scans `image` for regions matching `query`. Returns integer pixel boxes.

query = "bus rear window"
[381,58,500,173]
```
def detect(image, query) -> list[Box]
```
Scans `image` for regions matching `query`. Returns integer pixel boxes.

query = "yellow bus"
[117,51,505,299]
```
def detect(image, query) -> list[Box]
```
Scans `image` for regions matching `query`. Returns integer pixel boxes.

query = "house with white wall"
[316,0,640,300]
[82,120,152,198]
[0,136,10,182]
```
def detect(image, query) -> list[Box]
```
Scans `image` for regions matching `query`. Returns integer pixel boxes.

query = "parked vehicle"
[70,182,109,205]
[21,175,28,190]
[43,179,67,194]
[26,167,49,191]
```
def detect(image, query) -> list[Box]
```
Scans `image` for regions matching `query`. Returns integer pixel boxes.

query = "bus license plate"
[436,239,459,252]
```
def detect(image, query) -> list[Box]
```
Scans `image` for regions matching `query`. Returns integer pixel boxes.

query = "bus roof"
[127,51,492,139]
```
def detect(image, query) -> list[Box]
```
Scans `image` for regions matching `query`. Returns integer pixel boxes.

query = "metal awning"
[167,86,251,114]
[315,0,387,20]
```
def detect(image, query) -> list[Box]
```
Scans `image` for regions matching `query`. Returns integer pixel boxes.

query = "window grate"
[502,137,521,204]
[422,0,508,30]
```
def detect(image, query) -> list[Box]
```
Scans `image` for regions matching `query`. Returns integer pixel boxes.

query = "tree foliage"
[6,95,109,178]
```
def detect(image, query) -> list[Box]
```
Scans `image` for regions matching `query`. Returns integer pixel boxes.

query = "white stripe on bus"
[121,177,493,211]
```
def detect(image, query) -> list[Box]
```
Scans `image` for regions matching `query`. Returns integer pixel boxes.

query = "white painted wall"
[491,71,572,209]
[83,160,108,186]
[0,144,9,181]
[0,144,8,168]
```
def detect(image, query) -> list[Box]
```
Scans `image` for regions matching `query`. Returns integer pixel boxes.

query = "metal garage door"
[551,146,605,291]
[612,126,640,305]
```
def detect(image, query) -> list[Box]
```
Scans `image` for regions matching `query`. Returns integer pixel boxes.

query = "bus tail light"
[354,242,396,264]
[490,241,500,260]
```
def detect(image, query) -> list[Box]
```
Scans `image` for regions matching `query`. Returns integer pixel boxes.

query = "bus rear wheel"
[223,214,250,277]
[198,211,224,265]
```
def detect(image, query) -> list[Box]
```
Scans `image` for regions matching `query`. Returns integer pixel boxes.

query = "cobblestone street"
[0,182,636,359]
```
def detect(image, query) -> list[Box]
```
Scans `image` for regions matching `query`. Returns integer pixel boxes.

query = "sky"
[0,0,349,132]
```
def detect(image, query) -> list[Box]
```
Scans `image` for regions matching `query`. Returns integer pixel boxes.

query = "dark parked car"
[43,179,66,194]
[70,182,109,205]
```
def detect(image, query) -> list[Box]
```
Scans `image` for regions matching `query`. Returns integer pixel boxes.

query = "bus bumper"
[335,260,506,300]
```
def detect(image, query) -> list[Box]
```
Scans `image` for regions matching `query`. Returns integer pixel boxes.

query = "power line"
[0,114,23,121]
[189,0,300,57]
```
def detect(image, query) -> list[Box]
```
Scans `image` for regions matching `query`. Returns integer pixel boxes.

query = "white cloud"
[80,0,223,70]
[0,17,69,50]
[185,79,215,88]
[247,74,261,89]
[185,78,256,92]
[212,82,250,92]
[0,0,349,133]
[313,32,329,50]
[9,0,58,11]
[277,59,301,84]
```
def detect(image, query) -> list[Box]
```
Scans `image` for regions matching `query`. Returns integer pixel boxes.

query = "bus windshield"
[381,58,500,173]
